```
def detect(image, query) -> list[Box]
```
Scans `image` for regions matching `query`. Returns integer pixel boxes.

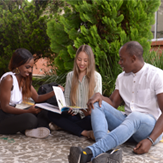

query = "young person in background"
[0,48,56,138]
[48,44,102,139]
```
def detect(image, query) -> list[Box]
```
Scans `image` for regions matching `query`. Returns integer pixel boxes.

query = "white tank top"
[0,72,22,106]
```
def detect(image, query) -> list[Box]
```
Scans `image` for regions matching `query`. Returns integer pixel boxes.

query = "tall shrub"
[47,0,161,96]
[0,0,63,76]
[144,49,163,70]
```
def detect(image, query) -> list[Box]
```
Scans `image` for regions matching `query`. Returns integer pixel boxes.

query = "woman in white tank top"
[0,48,55,138]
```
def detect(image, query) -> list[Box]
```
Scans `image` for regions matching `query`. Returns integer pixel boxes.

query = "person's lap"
[48,112,92,136]
[67,114,92,130]
[0,110,38,134]
[0,109,51,134]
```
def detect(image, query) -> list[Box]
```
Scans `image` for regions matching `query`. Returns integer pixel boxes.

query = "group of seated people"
[0,41,163,163]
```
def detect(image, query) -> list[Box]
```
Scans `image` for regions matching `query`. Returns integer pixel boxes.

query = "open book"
[18,86,87,114]
[35,102,63,114]
[52,86,87,112]
[16,100,62,114]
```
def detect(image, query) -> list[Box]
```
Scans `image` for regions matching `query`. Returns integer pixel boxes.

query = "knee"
[92,102,101,113]
[92,101,112,113]
[93,102,100,109]
[22,113,38,129]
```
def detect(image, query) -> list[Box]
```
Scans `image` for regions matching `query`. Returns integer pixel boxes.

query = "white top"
[64,71,102,118]
[115,63,163,120]
[0,72,22,106]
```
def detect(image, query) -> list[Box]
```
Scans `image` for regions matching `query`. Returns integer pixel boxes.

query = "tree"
[34,0,64,18]
[0,0,63,76]
[47,0,161,96]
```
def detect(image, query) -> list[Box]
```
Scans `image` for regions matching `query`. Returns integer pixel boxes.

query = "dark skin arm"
[0,75,58,115]
[30,85,55,103]
[0,75,40,114]
[87,90,123,113]
[30,84,64,103]
[133,93,163,154]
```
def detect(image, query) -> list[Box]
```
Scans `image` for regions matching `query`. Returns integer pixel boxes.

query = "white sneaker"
[25,127,50,139]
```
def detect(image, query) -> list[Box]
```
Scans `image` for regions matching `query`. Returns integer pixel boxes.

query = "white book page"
[53,86,66,110]
[35,103,61,114]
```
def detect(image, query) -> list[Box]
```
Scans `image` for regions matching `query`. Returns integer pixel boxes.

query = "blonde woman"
[48,45,102,139]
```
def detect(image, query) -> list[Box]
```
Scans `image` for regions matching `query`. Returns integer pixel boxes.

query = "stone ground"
[0,103,163,163]
[0,130,163,163]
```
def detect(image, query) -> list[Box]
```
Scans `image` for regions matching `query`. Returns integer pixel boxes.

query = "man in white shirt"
[68,41,163,163]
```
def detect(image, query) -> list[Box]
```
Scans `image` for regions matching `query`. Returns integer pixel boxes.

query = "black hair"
[9,48,33,71]
[8,48,34,100]
[122,41,144,59]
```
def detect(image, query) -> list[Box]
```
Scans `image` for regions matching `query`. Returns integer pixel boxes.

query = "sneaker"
[25,127,50,139]
[49,122,62,131]
[68,146,92,163]
[92,148,122,163]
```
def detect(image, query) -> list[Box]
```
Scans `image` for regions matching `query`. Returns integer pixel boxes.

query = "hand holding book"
[81,108,91,116]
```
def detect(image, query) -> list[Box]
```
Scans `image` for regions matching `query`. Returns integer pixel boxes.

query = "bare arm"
[105,90,123,108]
[0,75,40,114]
[30,85,55,103]
[133,93,163,154]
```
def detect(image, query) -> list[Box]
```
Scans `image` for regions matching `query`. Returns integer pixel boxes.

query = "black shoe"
[92,148,122,163]
[68,146,92,163]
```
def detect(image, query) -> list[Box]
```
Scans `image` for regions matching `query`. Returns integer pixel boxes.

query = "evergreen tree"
[47,0,161,96]
[0,0,63,76]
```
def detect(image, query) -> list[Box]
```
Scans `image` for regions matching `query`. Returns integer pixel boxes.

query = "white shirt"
[115,63,163,120]
[0,72,22,106]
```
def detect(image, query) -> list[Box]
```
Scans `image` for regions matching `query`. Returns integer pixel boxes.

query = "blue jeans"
[88,101,162,159]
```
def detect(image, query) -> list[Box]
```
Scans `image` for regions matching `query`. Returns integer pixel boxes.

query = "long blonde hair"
[70,45,95,106]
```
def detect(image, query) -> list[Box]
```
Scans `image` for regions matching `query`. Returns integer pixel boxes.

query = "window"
[151,0,163,41]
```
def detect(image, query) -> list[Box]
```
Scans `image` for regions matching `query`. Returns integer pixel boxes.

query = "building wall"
[151,40,163,54]
[33,58,52,76]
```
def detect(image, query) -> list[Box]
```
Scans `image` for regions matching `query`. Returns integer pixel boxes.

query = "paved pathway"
[0,130,163,163]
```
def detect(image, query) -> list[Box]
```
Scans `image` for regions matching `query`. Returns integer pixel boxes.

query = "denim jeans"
[88,101,162,159]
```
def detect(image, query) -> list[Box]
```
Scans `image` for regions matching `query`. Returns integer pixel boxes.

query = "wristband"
[147,137,154,145]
